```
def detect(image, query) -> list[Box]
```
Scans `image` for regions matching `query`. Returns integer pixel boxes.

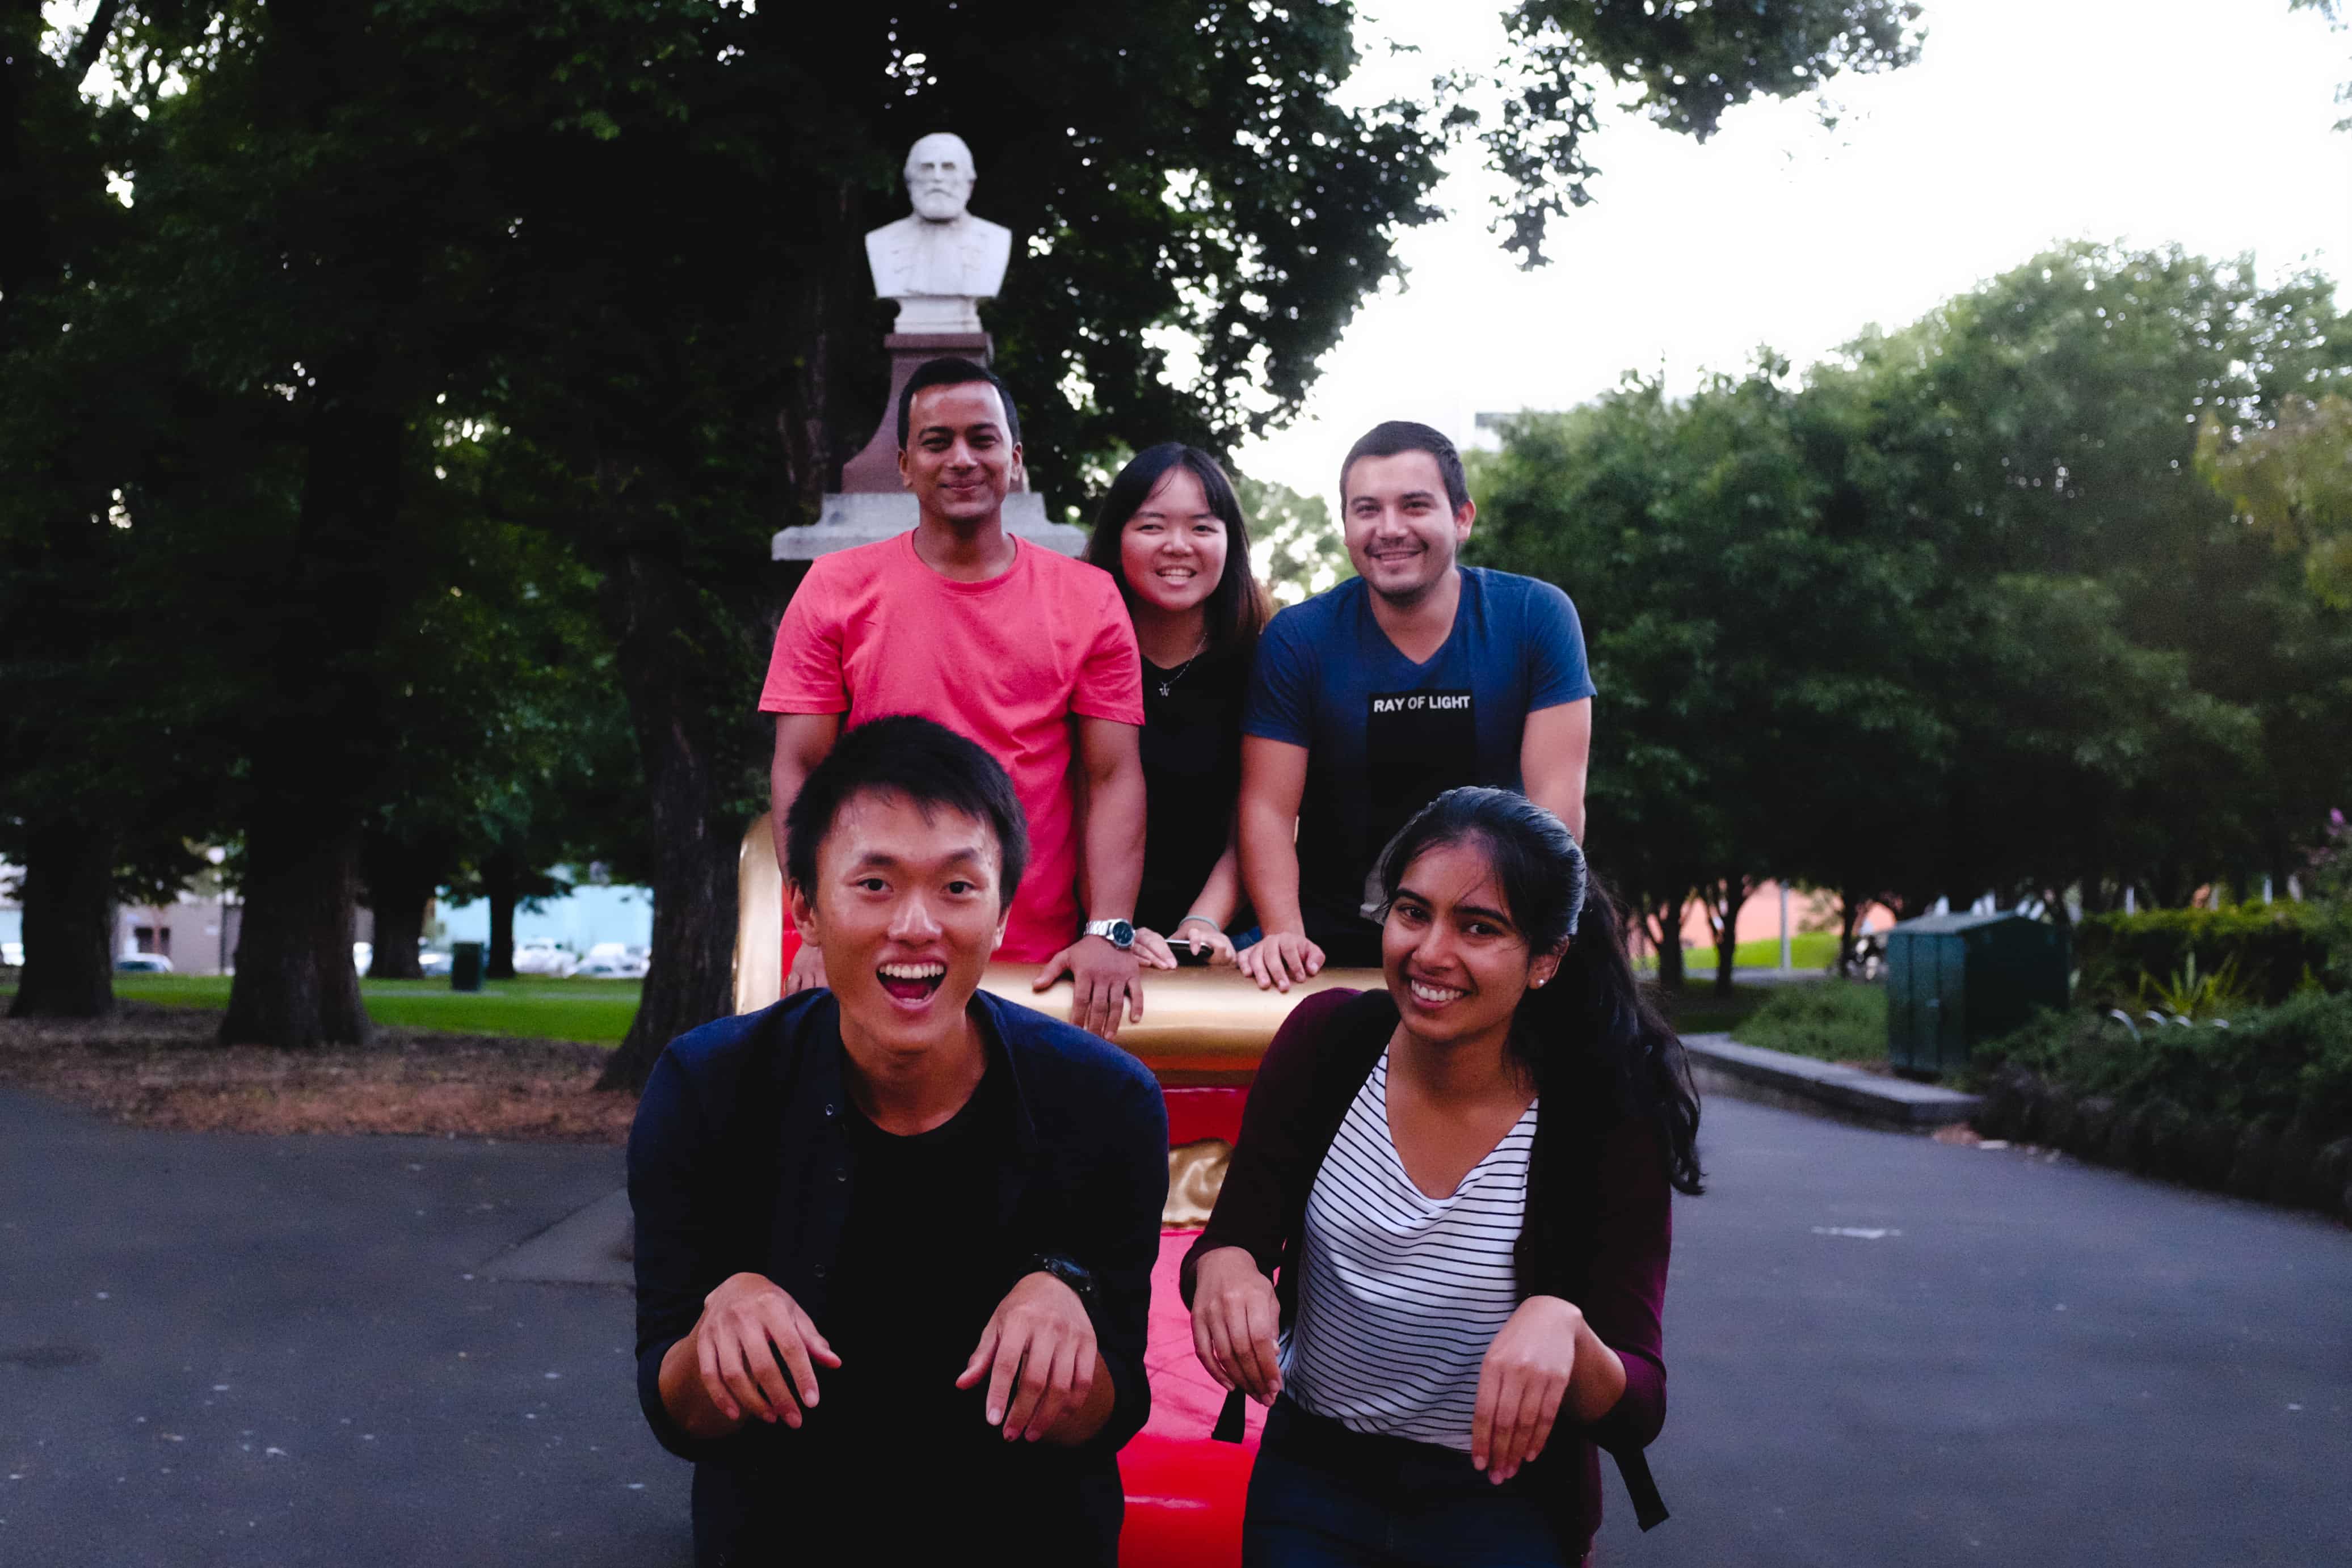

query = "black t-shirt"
[1138,640,1251,936]
[781,1060,1089,1561]
[823,1061,1015,1447]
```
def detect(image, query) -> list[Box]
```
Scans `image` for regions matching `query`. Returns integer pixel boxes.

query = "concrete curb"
[1681,1033,1981,1131]
[480,1187,633,1287]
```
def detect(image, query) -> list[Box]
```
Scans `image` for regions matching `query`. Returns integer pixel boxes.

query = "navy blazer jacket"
[628,989,1169,1565]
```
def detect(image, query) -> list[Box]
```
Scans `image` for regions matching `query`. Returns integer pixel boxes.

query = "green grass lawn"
[1,973,642,1047]
[1730,979,1888,1064]
[1652,983,1779,1037]
[1637,931,1841,974]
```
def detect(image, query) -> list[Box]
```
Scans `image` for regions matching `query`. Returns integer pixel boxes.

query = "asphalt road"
[0,1090,690,1568]
[1594,1097,2352,1567]
[3,1086,2346,1567]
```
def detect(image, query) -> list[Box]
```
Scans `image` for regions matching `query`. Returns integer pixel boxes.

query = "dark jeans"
[1243,1398,1581,1568]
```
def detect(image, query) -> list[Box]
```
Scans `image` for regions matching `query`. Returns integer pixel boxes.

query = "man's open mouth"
[877,962,947,1002]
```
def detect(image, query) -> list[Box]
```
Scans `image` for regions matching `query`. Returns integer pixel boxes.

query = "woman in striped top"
[1182,787,1704,1566]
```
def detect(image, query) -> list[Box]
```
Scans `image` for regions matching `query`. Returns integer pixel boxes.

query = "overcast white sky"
[1230,0,2352,499]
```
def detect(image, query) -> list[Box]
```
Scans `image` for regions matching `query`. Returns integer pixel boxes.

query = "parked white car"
[512,940,579,978]
[577,942,651,979]
[2,941,22,967]
[116,952,174,973]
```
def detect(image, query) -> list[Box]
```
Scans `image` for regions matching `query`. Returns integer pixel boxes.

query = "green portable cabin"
[1884,912,2069,1075]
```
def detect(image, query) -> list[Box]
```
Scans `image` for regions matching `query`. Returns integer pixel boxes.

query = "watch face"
[1108,920,1134,949]
[1038,1255,1096,1298]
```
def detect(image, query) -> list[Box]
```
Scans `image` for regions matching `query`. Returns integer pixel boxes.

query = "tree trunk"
[219,820,369,1047]
[215,359,405,1049]
[361,832,436,980]
[1707,876,1752,997]
[595,762,739,1092]
[484,851,519,980]
[1835,890,1863,972]
[9,819,116,1019]
[594,529,753,1094]
[1647,895,1688,993]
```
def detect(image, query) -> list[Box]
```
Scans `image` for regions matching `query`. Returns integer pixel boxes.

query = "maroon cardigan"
[1180,987,1673,1547]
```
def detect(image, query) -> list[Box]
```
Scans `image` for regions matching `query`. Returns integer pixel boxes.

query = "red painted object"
[1164,1086,1247,1149]
[1122,1228,1264,1567]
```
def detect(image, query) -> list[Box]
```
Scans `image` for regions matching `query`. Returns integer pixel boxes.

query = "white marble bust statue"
[864,132,1014,334]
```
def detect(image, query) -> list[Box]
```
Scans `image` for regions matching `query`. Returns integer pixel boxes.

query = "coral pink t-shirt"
[760,532,1144,962]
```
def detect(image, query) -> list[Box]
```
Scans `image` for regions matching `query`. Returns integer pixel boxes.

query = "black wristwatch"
[1028,1253,1096,1303]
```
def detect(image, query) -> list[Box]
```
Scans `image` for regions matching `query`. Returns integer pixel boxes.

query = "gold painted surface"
[735,816,784,1017]
[1164,1139,1232,1229]
[978,962,1382,1071]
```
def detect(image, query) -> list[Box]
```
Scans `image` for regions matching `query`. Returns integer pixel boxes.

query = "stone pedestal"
[839,330,992,494]
[773,491,1085,560]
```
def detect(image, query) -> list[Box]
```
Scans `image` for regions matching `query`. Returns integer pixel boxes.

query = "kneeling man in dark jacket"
[629,715,1169,1566]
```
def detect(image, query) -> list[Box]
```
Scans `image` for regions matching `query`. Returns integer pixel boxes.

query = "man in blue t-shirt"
[1237,420,1596,986]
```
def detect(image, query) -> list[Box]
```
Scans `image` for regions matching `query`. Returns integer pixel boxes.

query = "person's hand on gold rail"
[1033,933,1145,1040]
[1172,917,1238,966]
[1130,928,1184,971]
[1238,929,1323,993]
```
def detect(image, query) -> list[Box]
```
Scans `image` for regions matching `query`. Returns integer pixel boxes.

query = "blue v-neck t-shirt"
[1242,567,1595,962]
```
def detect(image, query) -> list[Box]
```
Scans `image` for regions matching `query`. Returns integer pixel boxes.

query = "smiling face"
[1118,464,1228,620]
[1382,836,1561,1053]
[1341,450,1475,608]
[789,788,1008,1067]
[900,380,1017,527]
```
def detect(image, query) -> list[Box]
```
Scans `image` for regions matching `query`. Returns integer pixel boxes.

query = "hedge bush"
[1971,990,2352,1220]
[1731,980,1887,1064]
[2072,904,2334,1006]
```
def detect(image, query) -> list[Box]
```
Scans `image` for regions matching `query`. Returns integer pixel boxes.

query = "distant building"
[0,860,242,974]
[116,888,243,975]
[0,859,651,975]
[0,861,19,965]
[436,878,654,954]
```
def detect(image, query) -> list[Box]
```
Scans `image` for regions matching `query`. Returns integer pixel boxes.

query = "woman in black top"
[1085,444,1269,965]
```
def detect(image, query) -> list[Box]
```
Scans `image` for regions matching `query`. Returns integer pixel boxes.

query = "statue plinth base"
[839,331,994,494]
[773,492,1087,560]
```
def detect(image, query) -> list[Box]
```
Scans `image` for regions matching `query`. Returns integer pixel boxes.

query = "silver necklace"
[1154,637,1207,698]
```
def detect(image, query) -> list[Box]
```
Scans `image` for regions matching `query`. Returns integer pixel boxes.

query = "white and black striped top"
[1281,1048,1538,1452]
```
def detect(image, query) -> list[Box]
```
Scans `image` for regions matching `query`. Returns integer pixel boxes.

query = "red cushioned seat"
[1121,1228,1264,1567]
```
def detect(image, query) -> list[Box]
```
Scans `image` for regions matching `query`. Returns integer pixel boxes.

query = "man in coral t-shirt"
[762,357,1153,1039]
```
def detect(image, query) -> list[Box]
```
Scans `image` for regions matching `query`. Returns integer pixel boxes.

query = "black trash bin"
[451,941,485,993]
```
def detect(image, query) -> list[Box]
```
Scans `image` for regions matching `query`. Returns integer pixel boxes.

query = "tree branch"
[69,0,124,82]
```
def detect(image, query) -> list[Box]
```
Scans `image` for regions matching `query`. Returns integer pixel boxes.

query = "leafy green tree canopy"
[2200,394,2352,609]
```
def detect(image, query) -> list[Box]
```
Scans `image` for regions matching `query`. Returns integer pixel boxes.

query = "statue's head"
[904,133,977,222]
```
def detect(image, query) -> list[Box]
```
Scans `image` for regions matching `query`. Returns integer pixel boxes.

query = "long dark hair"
[1084,442,1269,660]
[1374,787,1705,1195]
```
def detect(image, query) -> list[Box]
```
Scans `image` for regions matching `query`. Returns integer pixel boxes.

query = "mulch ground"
[0,1003,636,1142]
